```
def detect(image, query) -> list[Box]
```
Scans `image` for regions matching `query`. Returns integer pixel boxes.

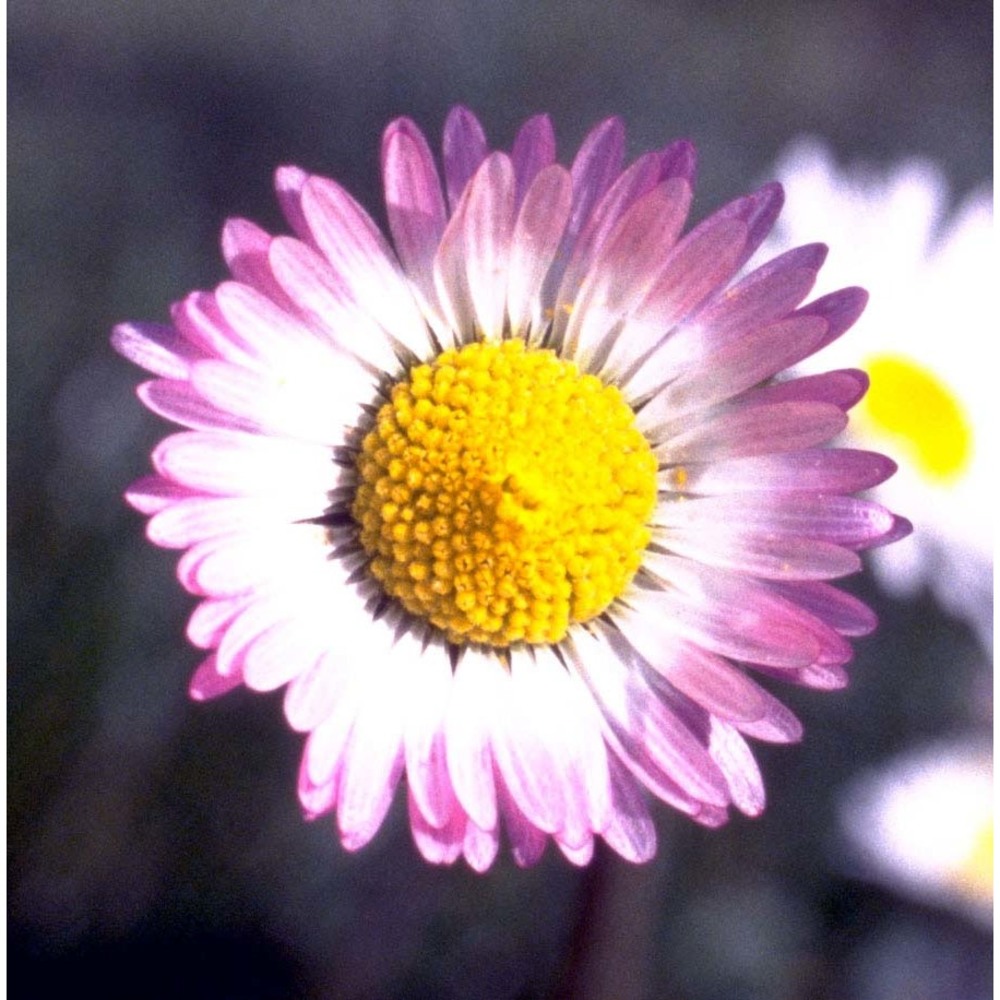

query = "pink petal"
[111,321,206,379]
[220,218,294,308]
[273,164,312,242]
[670,448,897,495]
[650,400,847,462]
[187,595,251,650]
[300,175,432,357]
[403,650,458,829]
[736,368,869,411]
[408,794,465,866]
[563,178,693,370]
[463,821,501,873]
[381,117,447,316]
[124,474,196,514]
[462,153,516,339]
[600,756,657,863]
[442,105,488,211]
[139,379,260,434]
[708,719,766,816]
[444,649,500,831]
[506,164,573,340]
[188,653,244,701]
[510,113,556,205]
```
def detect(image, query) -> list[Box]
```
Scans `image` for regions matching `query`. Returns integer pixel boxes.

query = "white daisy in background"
[760,139,993,649]
[113,108,908,870]
[839,740,992,928]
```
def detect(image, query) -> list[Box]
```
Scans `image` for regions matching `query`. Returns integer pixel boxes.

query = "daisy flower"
[761,139,993,647]
[113,107,907,870]
[839,740,992,928]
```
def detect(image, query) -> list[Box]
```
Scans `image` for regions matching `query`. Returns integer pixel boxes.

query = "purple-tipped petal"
[381,117,448,316]
[796,286,869,351]
[112,321,207,379]
[511,113,556,205]
[442,105,489,211]
[658,139,697,185]
[737,368,870,411]
[669,448,897,495]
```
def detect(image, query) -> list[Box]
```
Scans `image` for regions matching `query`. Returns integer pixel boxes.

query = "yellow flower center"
[352,340,657,646]
[861,353,972,482]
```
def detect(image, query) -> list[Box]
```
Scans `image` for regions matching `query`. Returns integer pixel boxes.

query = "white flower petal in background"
[761,140,993,649]
[838,741,992,929]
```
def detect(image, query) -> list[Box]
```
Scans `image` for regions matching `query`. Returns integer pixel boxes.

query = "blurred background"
[8,1,992,998]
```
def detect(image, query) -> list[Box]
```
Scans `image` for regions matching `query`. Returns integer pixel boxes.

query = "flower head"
[761,139,992,646]
[113,108,908,870]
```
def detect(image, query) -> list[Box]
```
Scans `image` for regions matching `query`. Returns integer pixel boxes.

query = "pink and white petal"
[563,179,692,370]
[111,321,207,379]
[176,522,330,597]
[300,176,433,358]
[507,164,573,342]
[570,625,730,807]
[754,660,850,691]
[171,291,259,366]
[639,315,827,425]
[186,595,251,650]
[712,181,785,271]
[139,379,261,434]
[796,286,869,352]
[768,580,878,637]
[656,526,862,581]
[532,646,613,845]
[557,835,595,866]
[146,496,315,549]
[462,153,516,340]
[612,614,768,725]
[708,719,766,816]
[736,369,869,411]
[213,280,339,368]
[152,429,339,498]
[124,474,197,514]
[666,448,897,496]
[432,182,479,346]
[267,237,406,375]
[490,654,566,835]
[220,219,295,308]
[645,556,855,666]
[564,116,627,256]
[302,663,369,788]
[298,754,339,820]
[274,165,312,242]
[730,688,803,744]
[408,793,465,866]
[617,218,750,399]
[463,821,501,873]
[242,617,329,693]
[444,648,500,831]
[650,400,847,461]
[336,632,418,851]
[630,559,822,669]
[550,151,662,338]
[403,647,458,829]
[654,494,898,549]
[381,117,448,318]
[511,113,556,205]
[442,105,489,211]
[600,756,657,863]
[190,358,362,445]
[497,774,548,868]
[685,242,827,352]
[188,653,244,702]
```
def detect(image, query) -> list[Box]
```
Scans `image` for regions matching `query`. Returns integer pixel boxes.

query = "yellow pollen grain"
[861,353,972,482]
[352,340,657,646]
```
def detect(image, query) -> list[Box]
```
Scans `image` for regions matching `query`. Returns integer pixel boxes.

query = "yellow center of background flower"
[353,340,657,646]
[861,353,972,482]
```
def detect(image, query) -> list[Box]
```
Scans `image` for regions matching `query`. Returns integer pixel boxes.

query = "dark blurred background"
[8,2,992,998]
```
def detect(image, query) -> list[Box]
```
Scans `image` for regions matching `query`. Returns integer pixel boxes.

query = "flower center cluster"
[352,340,657,646]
